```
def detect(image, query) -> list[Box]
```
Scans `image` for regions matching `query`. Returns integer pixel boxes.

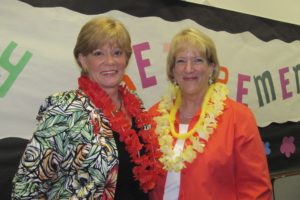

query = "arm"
[11,95,68,199]
[234,105,272,200]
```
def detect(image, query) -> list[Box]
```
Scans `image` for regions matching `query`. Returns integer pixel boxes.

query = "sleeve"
[234,104,273,200]
[11,95,69,199]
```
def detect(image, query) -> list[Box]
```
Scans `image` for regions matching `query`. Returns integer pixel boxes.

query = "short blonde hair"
[73,17,132,74]
[166,28,220,83]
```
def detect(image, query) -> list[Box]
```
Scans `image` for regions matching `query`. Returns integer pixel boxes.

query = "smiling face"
[73,17,132,93]
[78,43,127,91]
[173,46,214,96]
[167,28,220,88]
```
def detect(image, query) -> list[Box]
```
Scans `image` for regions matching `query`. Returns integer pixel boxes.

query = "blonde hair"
[73,17,132,74]
[166,28,220,83]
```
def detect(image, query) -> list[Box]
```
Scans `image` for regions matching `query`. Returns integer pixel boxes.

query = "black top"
[112,119,148,200]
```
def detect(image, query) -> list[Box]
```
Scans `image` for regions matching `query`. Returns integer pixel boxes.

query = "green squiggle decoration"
[0,41,32,97]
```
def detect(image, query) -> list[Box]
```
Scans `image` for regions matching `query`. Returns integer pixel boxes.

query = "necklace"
[154,82,228,172]
[169,86,214,140]
[113,97,122,114]
[78,76,163,192]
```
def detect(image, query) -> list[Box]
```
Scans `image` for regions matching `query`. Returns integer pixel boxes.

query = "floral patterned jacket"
[12,89,131,200]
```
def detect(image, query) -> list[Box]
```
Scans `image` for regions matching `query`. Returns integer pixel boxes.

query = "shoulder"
[148,101,161,117]
[223,98,258,131]
[225,98,255,119]
[37,89,87,117]
[34,90,90,137]
[44,90,78,104]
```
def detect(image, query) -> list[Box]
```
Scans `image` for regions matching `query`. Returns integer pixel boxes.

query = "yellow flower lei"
[154,82,228,172]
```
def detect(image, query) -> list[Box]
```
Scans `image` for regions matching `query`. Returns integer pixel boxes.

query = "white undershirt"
[163,124,188,200]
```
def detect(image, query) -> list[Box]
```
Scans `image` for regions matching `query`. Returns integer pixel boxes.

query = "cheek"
[199,66,212,75]
[121,61,127,69]
[118,59,128,70]
[173,66,182,75]
[87,63,99,72]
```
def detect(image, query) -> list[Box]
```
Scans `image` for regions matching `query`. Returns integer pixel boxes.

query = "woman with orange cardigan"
[149,28,272,200]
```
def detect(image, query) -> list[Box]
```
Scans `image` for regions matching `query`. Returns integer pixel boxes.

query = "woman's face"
[79,43,127,91]
[173,46,214,96]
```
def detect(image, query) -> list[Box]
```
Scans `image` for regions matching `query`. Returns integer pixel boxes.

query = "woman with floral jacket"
[11,17,161,200]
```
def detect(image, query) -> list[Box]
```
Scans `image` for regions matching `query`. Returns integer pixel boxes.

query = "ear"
[209,62,215,77]
[78,53,88,71]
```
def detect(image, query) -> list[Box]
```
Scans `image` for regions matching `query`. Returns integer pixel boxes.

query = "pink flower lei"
[78,75,163,192]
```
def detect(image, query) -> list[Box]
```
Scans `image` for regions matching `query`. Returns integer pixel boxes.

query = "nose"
[104,54,114,64]
[184,60,194,73]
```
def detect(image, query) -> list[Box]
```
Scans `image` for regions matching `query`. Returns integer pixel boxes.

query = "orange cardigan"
[149,98,272,200]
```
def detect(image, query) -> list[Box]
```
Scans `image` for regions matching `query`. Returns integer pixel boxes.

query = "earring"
[208,76,213,85]
[173,80,178,85]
